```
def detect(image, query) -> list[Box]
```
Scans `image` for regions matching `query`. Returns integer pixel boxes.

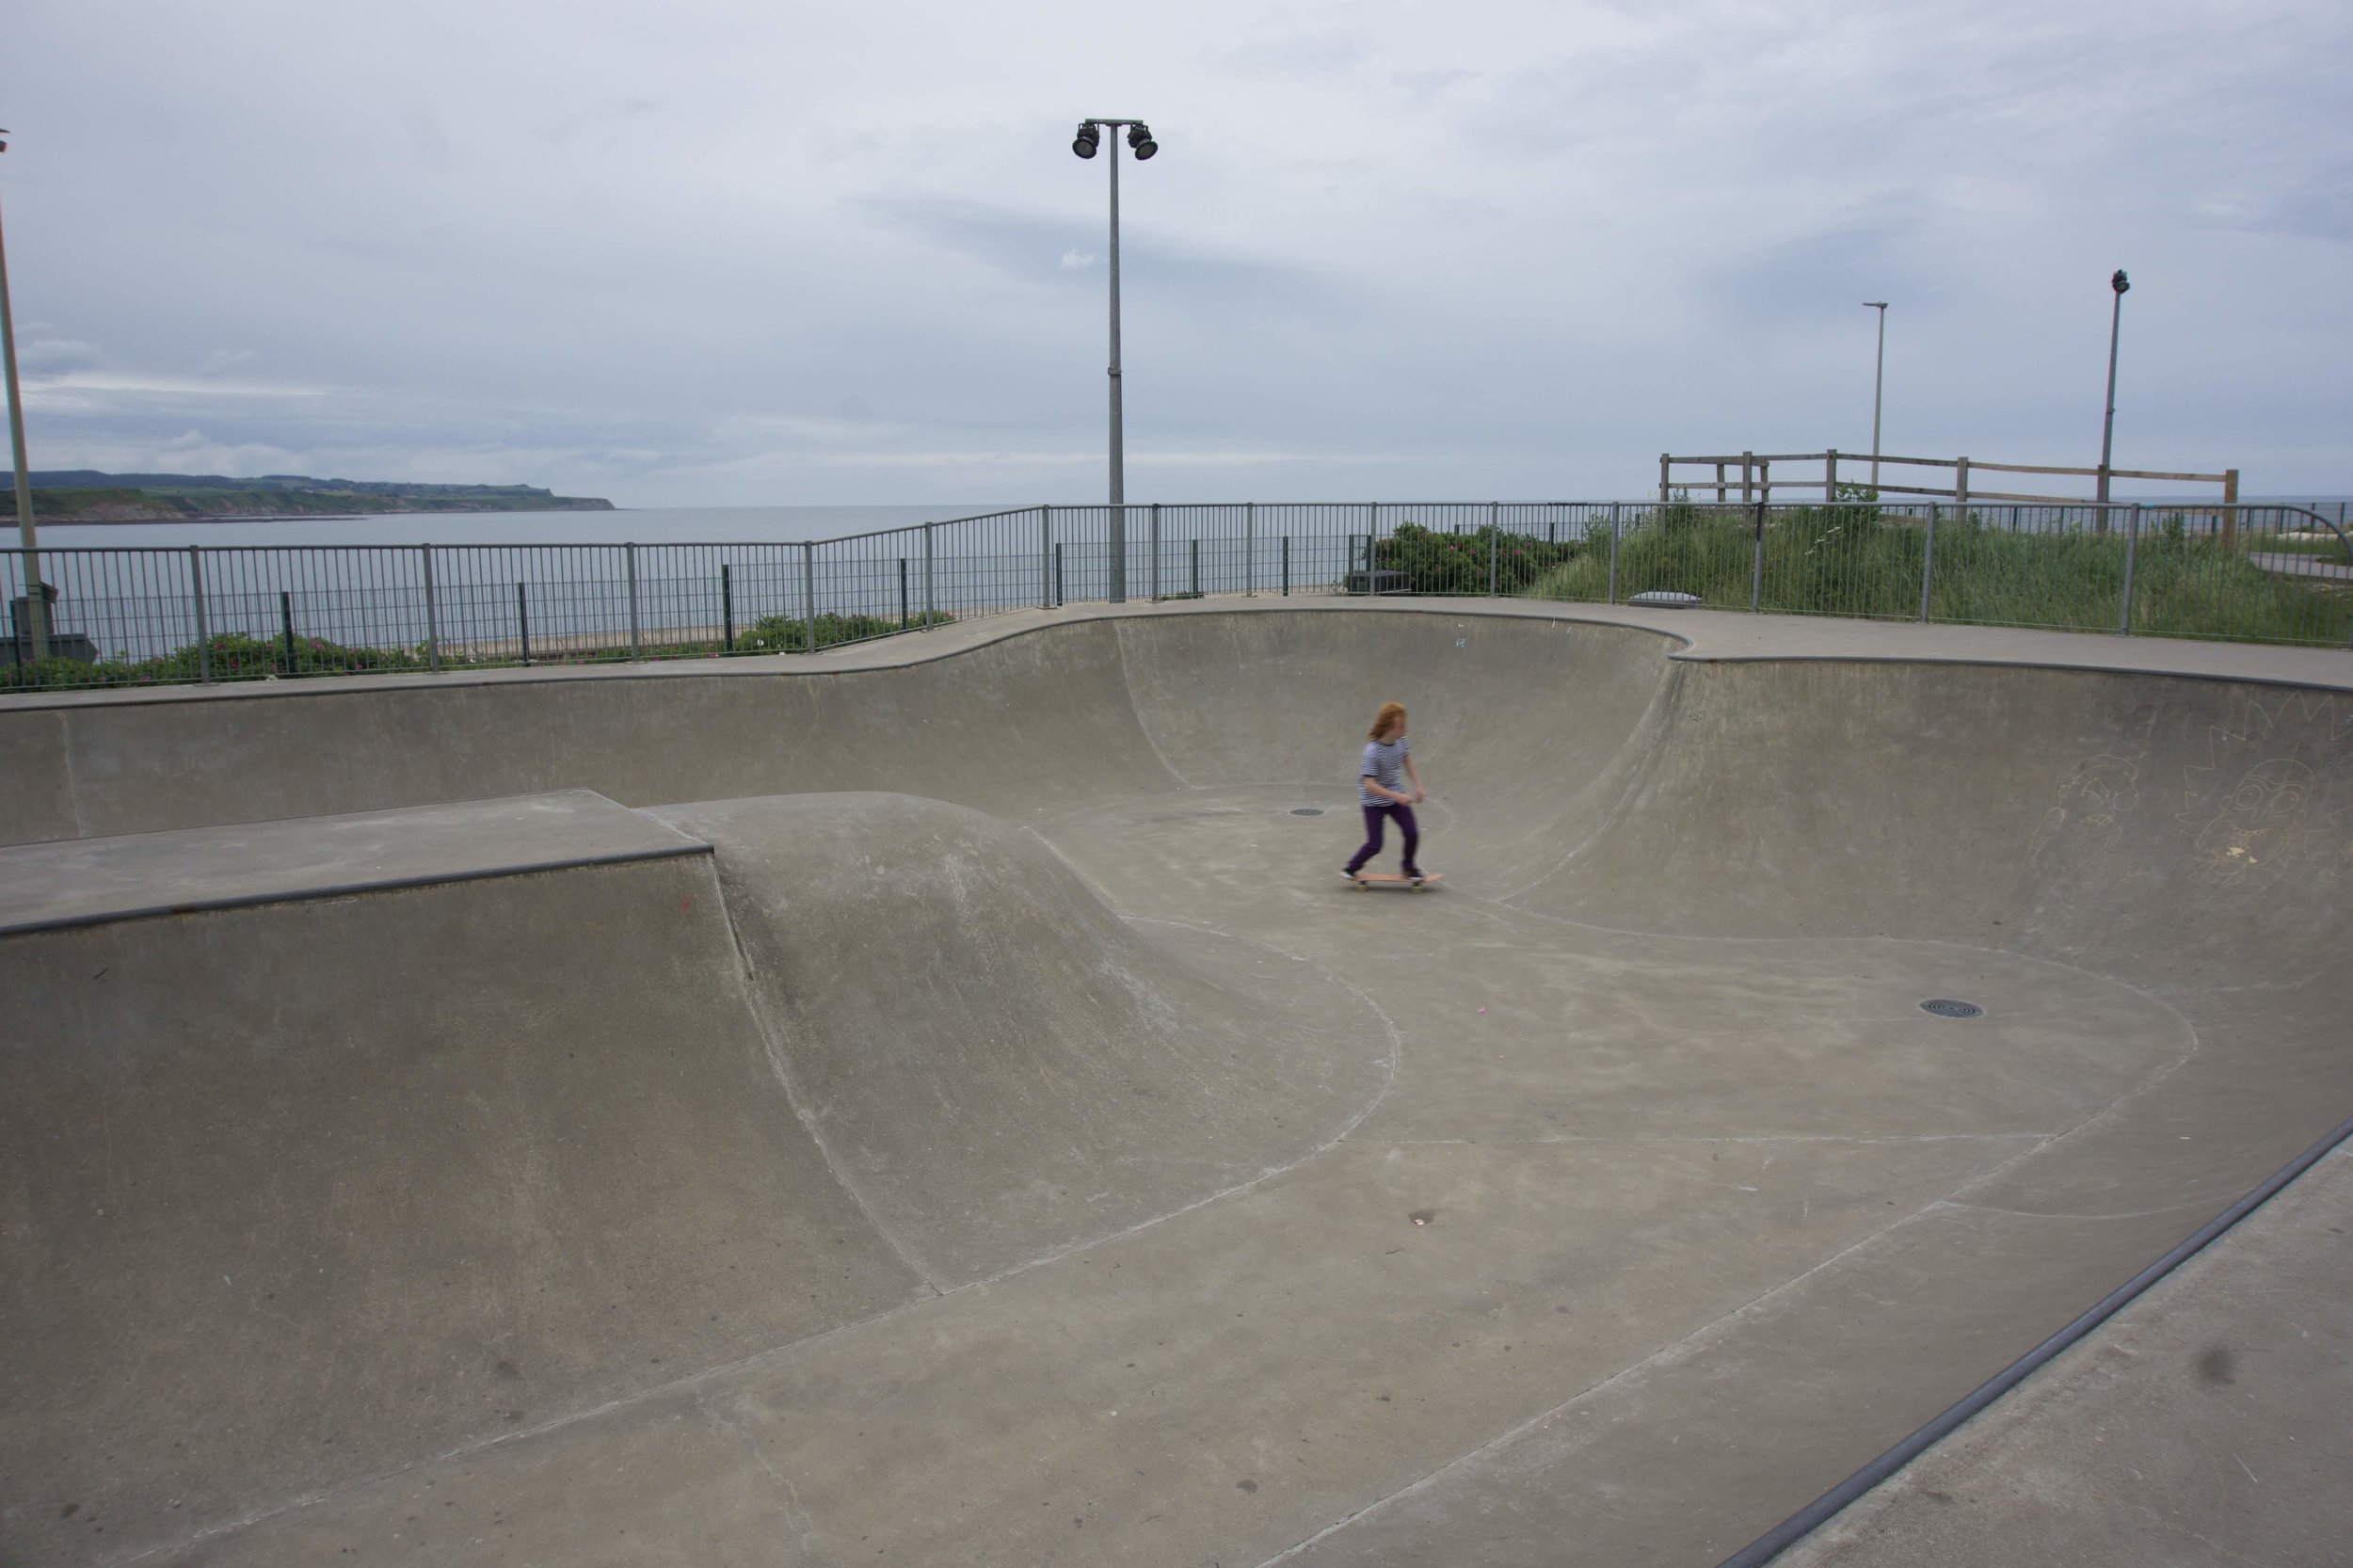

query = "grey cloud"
[2228,164,2353,244]
[1708,212,1945,323]
[859,194,1352,310]
[1209,28,1371,77]
[17,334,103,376]
[1390,69,1480,107]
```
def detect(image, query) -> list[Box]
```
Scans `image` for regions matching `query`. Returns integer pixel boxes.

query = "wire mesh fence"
[6,498,2347,691]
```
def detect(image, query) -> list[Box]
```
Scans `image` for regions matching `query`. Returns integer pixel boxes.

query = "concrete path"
[1781,1146,2353,1567]
[2249,550,2353,581]
[1,600,2347,1566]
[0,788,703,934]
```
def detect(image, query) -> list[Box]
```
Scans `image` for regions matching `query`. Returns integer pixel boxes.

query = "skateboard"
[1352,872,1443,891]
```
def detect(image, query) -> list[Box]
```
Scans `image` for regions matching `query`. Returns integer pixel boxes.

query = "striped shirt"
[1359,734,1411,807]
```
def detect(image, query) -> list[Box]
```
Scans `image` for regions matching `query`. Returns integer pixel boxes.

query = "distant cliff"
[25,472,616,520]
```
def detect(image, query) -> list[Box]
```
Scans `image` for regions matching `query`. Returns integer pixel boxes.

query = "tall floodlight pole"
[1071,119,1157,506]
[2096,269,2130,504]
[0,130,46,663]
[1863,301,1888,493]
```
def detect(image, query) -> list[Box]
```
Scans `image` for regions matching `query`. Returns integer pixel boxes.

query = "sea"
[25,495,2350,552]
[26,504,981,552]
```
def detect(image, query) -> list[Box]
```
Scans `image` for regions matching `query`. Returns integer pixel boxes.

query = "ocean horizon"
[24,494,2351,552]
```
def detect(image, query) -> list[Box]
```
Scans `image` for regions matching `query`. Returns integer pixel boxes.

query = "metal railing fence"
[5,498,2347,691]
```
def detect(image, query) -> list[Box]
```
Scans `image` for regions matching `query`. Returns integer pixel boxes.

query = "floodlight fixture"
[1066,118,1161,540]
[2098,268,2131,503]
[0,125,50,659]
[1863,302,1889,490]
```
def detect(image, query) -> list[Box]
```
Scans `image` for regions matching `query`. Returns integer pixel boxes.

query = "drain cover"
[1920,999,1984,1019]
[1290,808,1326,817]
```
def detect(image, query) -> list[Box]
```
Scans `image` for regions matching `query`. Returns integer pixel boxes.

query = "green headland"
[23,471,615,520]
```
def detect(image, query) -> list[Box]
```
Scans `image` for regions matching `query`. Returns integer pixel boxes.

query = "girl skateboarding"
[1344,701,1428,883]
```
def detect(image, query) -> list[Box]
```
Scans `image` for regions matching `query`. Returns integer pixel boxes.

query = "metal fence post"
[1658,453,1670,504]
[1190,536,1200,597]
[517,583,531,665]
[1607,504,1621,603]
[625,542,643,662]
[802,540,818,652]
[898,557,909,628]
[922,523,936,627]
[280,590,297,673]
[1039,505,1052,610]
[189,546,212,683]
[2119,504,2142,635]
[1919,504,1938,623]
[1149,502,1161,600]
[1750,501,1766,613]
[1244,501,1257,597]
[422,545,441,672]
[1281,535,1291,597]
[1053,543,1064,607]
[1109,506,1126,604]
[721,563,734,652]
[1488,500,1500,596]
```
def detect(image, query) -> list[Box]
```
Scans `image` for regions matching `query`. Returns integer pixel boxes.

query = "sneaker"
[1340,867,1362,881]
[1401,867,1424,882]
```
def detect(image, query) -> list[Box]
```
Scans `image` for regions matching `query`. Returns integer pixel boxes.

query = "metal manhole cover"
[1290,808,1326,817]
[1920,999,1984,1019]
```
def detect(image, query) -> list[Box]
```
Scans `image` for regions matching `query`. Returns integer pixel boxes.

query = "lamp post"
[0,129,45,664]
[1862,301,1888,494]
[1070,118,1157,508]
[2096,269,2129,504]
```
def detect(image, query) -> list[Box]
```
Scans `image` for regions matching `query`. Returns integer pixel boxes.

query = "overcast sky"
[6,0,2348,505]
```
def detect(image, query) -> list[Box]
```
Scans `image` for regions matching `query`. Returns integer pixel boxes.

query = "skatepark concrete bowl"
[2,600,2349,1566]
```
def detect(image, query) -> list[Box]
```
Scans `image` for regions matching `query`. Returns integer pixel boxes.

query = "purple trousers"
[1347,803,1420,875]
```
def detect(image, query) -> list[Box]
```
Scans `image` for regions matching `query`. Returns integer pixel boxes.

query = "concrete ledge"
[0,788,707,935]
[2,596,2346,714]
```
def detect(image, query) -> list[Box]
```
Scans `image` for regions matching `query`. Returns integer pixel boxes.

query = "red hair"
[1369,702,1407,741]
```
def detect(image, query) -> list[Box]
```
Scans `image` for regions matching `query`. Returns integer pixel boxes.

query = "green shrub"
[0,608,961,692]
[739,610,952,652]
[1,632,445,692]
[1373,521,1579,596]
[1530,503,2353,644]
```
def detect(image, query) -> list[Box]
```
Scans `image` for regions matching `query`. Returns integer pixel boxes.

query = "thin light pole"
[1072,118,1156,507]
[2096,269,2129,504]
[1863,301,1888,493]
[0,130,46,662]
[1107,129,1122,506]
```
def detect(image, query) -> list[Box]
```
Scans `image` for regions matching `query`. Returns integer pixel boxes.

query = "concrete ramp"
[648,792,1395,1287]
[0,794,922,1565]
